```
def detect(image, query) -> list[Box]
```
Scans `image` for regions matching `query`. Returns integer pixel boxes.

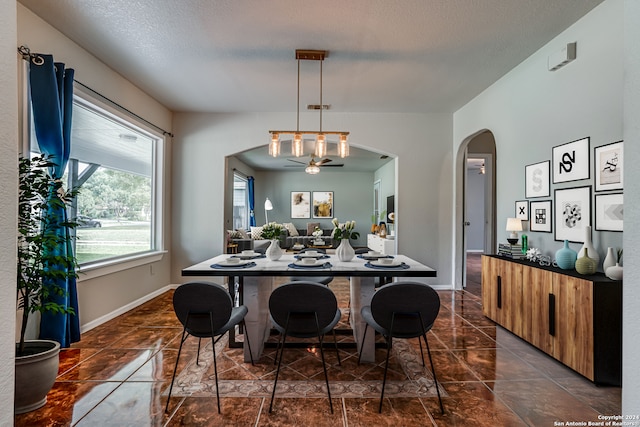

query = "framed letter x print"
[525,160,550,198]
[552,137,590,184]
[515,200,529,220]
[530,200,552,233]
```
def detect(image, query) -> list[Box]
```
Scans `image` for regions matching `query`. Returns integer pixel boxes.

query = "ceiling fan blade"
[286,158,307,165]
[316,158,333,166]
[321,164,344,167]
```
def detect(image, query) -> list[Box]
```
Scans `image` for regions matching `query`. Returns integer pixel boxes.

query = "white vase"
[336,238,355,262]
[266,239,283,261]
[605,263,623,280]
[602,247,616,273]
[578,225,600,266]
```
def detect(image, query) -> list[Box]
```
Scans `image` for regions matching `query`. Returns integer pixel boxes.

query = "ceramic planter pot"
[15,340,60,414]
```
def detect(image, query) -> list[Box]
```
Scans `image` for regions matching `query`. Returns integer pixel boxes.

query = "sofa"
[229,222,336,251]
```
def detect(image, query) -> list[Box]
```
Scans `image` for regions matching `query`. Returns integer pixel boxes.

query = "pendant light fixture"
[269,49,349,158]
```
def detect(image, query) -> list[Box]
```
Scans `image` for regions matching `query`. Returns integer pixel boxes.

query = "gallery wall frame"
[530,200,552,233]
[595,192,623,232]
[554,185,591,242]
[515,200,529,220]
[552,137,590,184]
[525,160,550,198]
[594,141,623,192]
[312,191,334,218]
[290,191,310,218]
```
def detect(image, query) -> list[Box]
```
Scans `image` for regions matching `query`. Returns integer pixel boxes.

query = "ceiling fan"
[285,155,344,174]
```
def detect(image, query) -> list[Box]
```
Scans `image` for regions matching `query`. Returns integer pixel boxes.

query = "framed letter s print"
[525,161,550,198]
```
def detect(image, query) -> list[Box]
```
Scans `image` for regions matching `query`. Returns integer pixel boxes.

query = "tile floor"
[15,257,621,426]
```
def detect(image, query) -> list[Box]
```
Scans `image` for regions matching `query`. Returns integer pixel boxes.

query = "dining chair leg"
[165,327,189,413]
[269,315,290,413]
[315,314,334,414]
[357,323,369,365]
[422,331,444,414]
[210,315,221,414]
[273,332,284,365]
[242,320,254,365]
[379,335,392,413]
[196,338,202,366]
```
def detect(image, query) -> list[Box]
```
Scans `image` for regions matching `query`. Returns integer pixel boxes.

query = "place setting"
[357,250,394,261]
[232,250,266,260]
[294,250,329,260]
[364,257,409,270]
[211,256,257,269]
[288,257,333,270]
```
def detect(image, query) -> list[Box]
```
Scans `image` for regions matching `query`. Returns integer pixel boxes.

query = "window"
[30,88,164,267]
[233,173,248,230]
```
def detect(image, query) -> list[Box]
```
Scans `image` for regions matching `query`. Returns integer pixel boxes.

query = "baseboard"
[81,283,179,333]
[466,249,484,253]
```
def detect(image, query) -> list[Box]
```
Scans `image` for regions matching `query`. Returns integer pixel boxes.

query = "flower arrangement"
[332,218,360,240]
[261,222,283,240]
[312,226,323,239]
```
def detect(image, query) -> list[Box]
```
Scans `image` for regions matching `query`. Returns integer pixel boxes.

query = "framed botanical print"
[515,200,529,220]
[552,137,590,184]
[530,200,552,233]
[312,191,333,218]
[554,186,591,242]
[290,191,310,218]
[594,141,623,192]
[525,160,550,198]
[595,192,623,232]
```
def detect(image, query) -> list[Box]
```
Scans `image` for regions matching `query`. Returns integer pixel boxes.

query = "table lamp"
[506,218,522,245]
[264,198,273,224]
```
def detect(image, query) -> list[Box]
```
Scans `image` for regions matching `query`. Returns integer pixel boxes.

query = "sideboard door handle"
[497,276,502,309]
[548,293,556,336]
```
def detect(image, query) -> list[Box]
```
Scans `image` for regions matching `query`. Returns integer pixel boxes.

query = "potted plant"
[261,222,284,260]
[332,218,360,261]
[15,154,78,414]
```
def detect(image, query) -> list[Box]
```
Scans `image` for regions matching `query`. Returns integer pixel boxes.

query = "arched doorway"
[454,130,496,293]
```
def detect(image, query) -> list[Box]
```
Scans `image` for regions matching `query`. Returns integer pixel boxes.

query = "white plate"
[370,260,403,268]
[297,252,323,258]
[238,251,260,258]
[294,260,326,267]
[362,254,389,260]
[216,259,253,267]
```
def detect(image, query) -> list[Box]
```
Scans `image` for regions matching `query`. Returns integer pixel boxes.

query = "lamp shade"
[265,198,273,211]
[505,218,522,232]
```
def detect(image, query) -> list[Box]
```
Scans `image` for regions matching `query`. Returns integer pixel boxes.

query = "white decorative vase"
[336,238,355,262]
[605,263,623,280]
[266,239,283,261]
[578,226,600,266]
[602,247,616,273]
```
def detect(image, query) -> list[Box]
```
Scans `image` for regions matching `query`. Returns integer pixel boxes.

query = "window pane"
[233,174,248,230]
[31,96,160,265]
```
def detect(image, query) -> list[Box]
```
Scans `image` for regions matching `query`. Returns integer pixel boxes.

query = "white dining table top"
[182,253,436,278]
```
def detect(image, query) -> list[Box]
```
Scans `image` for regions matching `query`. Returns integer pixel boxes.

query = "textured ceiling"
[19,0,604,115]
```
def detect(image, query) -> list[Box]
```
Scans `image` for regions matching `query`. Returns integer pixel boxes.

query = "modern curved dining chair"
[268,281,341,413]
[358,281,444,414]
[289,247,333,285]
[165,281,253,414]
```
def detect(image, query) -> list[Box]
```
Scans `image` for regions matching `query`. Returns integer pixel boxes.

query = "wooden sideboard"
[481,254,621,386]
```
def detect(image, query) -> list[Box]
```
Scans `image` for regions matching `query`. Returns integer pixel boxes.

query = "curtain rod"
[18,45,175,138]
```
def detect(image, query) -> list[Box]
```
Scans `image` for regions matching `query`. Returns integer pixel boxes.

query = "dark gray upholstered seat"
[358,281,444,414]
[165,281,253,414]
[268,281,341,413]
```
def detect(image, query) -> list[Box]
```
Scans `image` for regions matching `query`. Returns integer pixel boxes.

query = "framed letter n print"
[553,137,590,184]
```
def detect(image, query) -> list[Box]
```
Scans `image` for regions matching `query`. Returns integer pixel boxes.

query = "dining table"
[182,252,437,363]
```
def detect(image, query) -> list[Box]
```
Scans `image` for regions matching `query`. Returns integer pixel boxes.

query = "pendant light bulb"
[292,133,303,157]
[269,133,280,157]
[338,134,349,158]
[315,134,327,158]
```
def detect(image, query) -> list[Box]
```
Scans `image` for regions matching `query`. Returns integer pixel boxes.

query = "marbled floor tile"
[14,381,119,427]
[71,323,134,348]
[506,340,584,381]
[166,396,263,427]
[108,326,182,350]
[422,381,528,427]
[258,398,344,426]
[118,309,182,327]
[454,311,497,327]
[428,350,480,382]
[432,312,473,330]
[57,348,155,381]
[73,382,168,427]
[452,348,544,381]
[485,379,602,426]
[57,348,101,377]
[555,377,622,415]
[127,348,197,382]
[431,327,498,350]
[343,397,433,427]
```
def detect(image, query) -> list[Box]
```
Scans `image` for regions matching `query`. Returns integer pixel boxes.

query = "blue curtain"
[248,176,256,227]
[29,54,80,347]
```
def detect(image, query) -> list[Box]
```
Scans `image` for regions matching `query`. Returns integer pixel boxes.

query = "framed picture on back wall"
[554,186,591,242]
[594,141,623,192]
[530,200,552,233]
[291,191,310,218]
[525,160,550,198]
[552,137,590,184]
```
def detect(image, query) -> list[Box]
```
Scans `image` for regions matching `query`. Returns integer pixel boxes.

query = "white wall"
[623,0,640,415]
[172,111,453,286]
[454,0,639,413]
[454,0,623,260]
[0,0,17,421]
[17,4,174,327]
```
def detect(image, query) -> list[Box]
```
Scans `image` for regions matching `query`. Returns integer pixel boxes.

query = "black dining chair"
[289,247,333,286]
[268,281,341,413]
[165,281,253,414]
[358,281,444,414]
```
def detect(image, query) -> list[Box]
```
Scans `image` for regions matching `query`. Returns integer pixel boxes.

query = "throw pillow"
[283,222,299,237]
[250,226,264,239]
[227,229,241,239]
[306,222,320,236]
[236,229,250,239]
